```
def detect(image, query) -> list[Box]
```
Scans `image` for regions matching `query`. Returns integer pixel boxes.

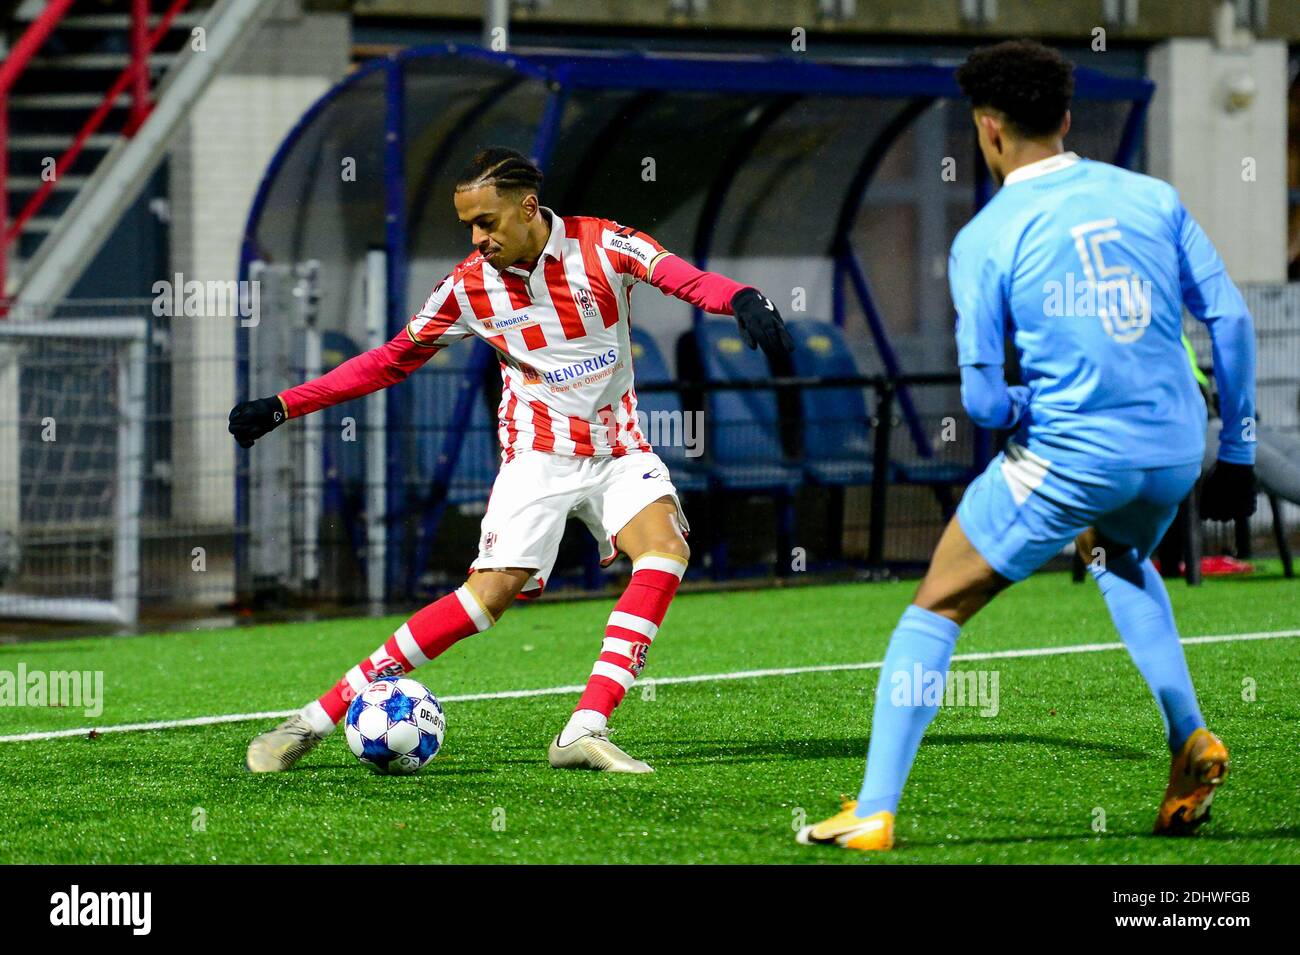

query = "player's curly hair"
[955,40,1074,138]
[455,147,544,197]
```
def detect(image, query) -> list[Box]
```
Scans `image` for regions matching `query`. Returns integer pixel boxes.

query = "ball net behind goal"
[0,320,146,626]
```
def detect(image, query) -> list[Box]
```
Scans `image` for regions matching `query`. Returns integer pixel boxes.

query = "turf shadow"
[627,732,1151,766]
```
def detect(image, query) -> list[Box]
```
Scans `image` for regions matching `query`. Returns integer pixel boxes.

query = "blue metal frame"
[559,90,662,210]
[842,246,934,458]
[236,43,1155,601]
[689,95,801,336]
[407,75,526,239]
[382,57,410,598]
[829,96,935,456]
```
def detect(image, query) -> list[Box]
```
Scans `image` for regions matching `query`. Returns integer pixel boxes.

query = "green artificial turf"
[0,567,1296,864]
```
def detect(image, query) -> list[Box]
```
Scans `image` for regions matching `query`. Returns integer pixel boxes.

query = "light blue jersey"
[948,153,1256,470]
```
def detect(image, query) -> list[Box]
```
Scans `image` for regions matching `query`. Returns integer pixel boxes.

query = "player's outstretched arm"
[1176,204,1258,520]
[648,253,794,359]
[227,327,439,448]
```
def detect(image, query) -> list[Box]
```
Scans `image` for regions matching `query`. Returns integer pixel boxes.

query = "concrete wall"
[1147,38,1288,282]
[168,6,351,532]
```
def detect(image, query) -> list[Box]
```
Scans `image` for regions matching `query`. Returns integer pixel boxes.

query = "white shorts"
[470,450,689,597]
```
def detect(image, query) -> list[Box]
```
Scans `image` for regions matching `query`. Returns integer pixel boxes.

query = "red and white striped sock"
[561,551,687,744]
[300,585,495,736]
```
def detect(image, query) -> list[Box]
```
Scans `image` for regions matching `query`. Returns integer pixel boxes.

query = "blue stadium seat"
[786,321,973,491]
[628,327,707,493]
[691,318,801,491]
[785,320,874,486]
[893,459,975,485]
[410,340,498,505]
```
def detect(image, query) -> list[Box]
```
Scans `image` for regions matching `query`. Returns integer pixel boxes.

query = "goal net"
[0,319,147,626]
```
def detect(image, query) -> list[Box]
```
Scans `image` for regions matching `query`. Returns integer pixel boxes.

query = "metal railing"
[0,0,193,302]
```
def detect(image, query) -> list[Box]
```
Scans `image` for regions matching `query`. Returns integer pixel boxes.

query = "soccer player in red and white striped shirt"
[236,147,792,773]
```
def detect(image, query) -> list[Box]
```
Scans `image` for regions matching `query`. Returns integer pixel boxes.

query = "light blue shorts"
[956,442,1201,582]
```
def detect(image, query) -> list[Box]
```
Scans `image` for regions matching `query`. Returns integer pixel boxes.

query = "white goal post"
[0,319,147,626]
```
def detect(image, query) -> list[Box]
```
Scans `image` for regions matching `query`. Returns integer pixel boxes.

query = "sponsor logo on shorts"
[642,468,664,480]
[482,531,497,556]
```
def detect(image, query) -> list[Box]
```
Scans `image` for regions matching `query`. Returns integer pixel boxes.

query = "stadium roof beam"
[348,0,1300,42]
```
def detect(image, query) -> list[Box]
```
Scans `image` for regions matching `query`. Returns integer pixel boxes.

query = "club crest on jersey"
[574,286,600,321]
[520,364,542,385]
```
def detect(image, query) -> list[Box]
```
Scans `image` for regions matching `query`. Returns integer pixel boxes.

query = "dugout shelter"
[238,45,1153,603]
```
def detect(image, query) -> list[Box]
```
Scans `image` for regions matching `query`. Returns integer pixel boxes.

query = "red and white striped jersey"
[408,210,670,461]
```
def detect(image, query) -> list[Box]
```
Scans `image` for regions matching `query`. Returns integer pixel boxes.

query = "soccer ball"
[344,677,446,775]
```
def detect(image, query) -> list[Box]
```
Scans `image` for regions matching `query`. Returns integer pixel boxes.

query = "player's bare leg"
[800,516,1010,849]
[246,570,528,773]
[464,568,532,620]
[912,515,1013,624]
[549,497,688,774]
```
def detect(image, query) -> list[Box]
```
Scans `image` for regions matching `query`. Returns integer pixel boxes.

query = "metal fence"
[1,284,1297,633]
[1187,284,1300,562]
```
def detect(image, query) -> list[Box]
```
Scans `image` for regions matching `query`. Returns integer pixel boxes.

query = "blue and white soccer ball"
[345,677,446,775]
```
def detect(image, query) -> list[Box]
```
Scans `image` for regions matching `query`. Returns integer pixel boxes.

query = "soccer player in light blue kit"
[800,40,1257,851]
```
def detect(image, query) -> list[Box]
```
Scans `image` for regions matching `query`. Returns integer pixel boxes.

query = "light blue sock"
[856,605,961,818]
[1091,552,1204,752]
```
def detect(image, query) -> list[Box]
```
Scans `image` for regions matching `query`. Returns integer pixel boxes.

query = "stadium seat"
[785,320,875,486]
[685,318,800,579]
[628,327,708,493]
[690,318,802,492]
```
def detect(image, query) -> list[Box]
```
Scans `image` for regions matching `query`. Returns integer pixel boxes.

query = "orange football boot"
[797,801,895,851]
[1153,728,1229,835]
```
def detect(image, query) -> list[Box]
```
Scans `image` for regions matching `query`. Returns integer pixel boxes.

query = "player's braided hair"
[455,147,544,197]
[955,39,1074,138]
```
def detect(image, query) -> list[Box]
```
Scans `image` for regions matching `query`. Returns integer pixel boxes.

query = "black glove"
[730,287,794,361]
[228,395,286,448]
[1199,460,1258,522]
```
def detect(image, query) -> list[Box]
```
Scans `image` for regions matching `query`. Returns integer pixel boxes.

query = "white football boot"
[548,729,653,774]
[245,713,326,773]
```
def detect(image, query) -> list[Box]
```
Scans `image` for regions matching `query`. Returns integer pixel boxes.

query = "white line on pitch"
[2,628,1297,744]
